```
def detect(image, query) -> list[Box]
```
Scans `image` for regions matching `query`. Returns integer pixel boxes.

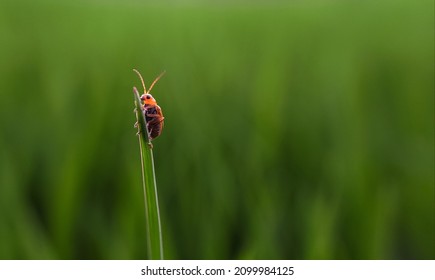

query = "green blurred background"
[0,0,433,259]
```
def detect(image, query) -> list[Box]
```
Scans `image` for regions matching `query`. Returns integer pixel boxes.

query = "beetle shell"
[144,105,164,140]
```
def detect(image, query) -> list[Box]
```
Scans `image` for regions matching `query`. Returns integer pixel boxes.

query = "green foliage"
[0,0,433,259]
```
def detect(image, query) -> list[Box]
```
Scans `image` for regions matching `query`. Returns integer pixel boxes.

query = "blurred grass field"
[0,0,433,259]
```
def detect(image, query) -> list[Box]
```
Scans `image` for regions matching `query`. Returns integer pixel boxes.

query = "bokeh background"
[0,0,433,259]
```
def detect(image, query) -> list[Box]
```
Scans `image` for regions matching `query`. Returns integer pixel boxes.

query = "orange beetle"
[133,69,165,141]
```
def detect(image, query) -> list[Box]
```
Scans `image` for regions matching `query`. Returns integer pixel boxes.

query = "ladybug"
[133,69,165,142]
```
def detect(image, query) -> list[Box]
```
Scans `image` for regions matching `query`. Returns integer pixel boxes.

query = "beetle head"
[141,93,157,106]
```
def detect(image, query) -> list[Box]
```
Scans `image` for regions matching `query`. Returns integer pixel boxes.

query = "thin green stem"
[133,87,164,260]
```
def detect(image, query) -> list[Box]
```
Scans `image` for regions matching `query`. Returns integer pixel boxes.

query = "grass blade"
[133,87,164,260]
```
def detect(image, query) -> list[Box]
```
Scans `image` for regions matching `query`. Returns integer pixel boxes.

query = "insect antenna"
[147,71,166,94]
[133,69,147,93]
